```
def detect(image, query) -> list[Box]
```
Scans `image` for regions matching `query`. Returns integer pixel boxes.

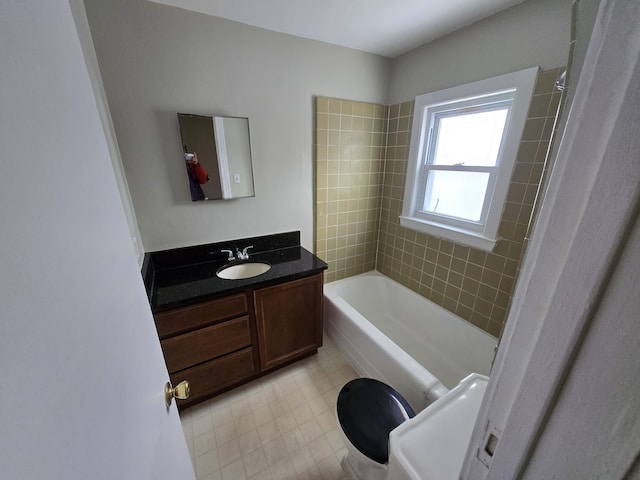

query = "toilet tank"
[387,374,489,480]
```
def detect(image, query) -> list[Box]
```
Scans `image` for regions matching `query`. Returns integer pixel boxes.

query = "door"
[0,2,194,479]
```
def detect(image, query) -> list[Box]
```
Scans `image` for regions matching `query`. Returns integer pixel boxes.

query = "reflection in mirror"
[177,113,255,201]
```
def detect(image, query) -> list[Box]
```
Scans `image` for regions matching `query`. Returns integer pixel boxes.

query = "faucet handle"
[235,245,254,260]
[221,249,235,261]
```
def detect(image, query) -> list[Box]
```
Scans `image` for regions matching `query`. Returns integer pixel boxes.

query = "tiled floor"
[179,335,358,479]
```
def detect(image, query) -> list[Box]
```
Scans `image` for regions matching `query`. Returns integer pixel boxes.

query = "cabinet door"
[254,273,323,370]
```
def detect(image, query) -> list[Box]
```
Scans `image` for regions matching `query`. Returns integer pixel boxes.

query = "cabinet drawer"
[161,316,251,373]
[170,348,255,406]
[154,294,247,339]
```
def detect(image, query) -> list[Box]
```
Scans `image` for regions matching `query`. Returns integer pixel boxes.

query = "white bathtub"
[324,271,497,411]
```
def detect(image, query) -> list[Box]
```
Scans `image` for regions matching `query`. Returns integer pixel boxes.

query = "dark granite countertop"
[143,231,328,312]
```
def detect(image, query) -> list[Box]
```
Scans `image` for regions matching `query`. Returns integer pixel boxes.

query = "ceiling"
[148,0,526,58]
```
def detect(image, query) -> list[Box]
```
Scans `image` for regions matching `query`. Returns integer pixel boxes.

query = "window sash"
[414,97,513,229]
[417,168,496,230]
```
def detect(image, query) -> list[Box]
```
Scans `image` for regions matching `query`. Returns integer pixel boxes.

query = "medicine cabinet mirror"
[178,113,255,201]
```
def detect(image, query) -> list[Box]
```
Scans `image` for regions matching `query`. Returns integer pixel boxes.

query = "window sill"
[399,215,497,252]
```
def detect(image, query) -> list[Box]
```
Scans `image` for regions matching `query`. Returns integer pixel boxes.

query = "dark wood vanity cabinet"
[153,272,323,408]
[254,273,323,370]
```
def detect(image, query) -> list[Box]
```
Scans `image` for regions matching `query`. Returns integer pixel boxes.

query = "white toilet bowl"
[336,378,415,480]
[338,423,388,480]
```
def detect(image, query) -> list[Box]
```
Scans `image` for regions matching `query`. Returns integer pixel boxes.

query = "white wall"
[84,0,390,252]
[388,0,572,104]
[85,0,571,254]
[72,0,146,264]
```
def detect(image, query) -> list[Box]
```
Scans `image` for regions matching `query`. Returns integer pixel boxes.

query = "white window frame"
[400,67,538,251]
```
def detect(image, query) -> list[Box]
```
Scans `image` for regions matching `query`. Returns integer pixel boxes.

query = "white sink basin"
[217,262,271,280]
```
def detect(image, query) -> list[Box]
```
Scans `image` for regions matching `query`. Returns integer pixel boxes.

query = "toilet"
[337,378,415,480]
[336,374,489,480]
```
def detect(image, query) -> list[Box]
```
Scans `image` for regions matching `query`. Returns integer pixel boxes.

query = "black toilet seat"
[337,378,416,464]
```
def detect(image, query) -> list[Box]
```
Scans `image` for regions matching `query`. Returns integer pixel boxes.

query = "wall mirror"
[178,113,255,201]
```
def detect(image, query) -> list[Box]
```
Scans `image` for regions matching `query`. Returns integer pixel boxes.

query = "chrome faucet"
[221,249,235,261]
[236,245,254,260]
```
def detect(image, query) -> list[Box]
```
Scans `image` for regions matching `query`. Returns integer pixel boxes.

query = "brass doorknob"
[165,380,190,407]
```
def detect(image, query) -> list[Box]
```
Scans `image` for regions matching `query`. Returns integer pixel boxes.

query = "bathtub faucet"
[236,245,253,260]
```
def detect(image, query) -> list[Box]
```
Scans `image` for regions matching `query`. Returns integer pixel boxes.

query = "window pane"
[432,108,509,167]
[423,171,490,222]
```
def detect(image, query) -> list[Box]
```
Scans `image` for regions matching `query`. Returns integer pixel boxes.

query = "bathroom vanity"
[143,231,327,408]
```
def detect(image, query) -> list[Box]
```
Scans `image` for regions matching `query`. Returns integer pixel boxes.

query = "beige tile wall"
[314,68,564,336]
[315,97,388,283]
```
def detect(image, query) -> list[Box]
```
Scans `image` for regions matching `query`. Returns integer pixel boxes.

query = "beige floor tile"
[234,412,257,436]
[195,449,220,479]
[317,410,338,433]
[281,427,304,454]
[211,405,232,428]
[318,454,345,480]
[181,339,352,480]
[242,446,269,478]
[300,383,324,402]
[296,464,322,480]
[251,404,274,427]
[274,412,298,435]
[248,468,273,480]
[268,397,290,418]
[238,428,263,454]
[217,438,242,467]
[307,435,334,464]
[181,418,194,440]
[263,437,288,466]
[269,457,296,480]
[278,376,300,395]
[292,403,315,425]
[285,389,307,410]
[313,374,336,394]
[292,370,314,387]
[213,419,236,446]
[189,402,212,420]
[193,431,216,457]
[220,458,246,480]
[307,395,330,416]
[246,390,268,410]
[199,470,223,480]
[325,429,345,453]
[257,419,281,445]
[192,413,214,439]
[241,381,264,397]
[290,447,314,476]
[299,417,324,444]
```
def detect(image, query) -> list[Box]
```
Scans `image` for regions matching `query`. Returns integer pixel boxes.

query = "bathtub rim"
[325,270,498,345]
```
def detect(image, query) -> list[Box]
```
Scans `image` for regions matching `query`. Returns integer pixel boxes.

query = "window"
[401,67,538,251]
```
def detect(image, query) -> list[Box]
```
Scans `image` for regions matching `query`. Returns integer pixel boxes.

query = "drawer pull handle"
[165,380,190,407]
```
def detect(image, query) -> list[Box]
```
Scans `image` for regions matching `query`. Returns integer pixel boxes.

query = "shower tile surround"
[315,98,388,281]
[315,68,565,336]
